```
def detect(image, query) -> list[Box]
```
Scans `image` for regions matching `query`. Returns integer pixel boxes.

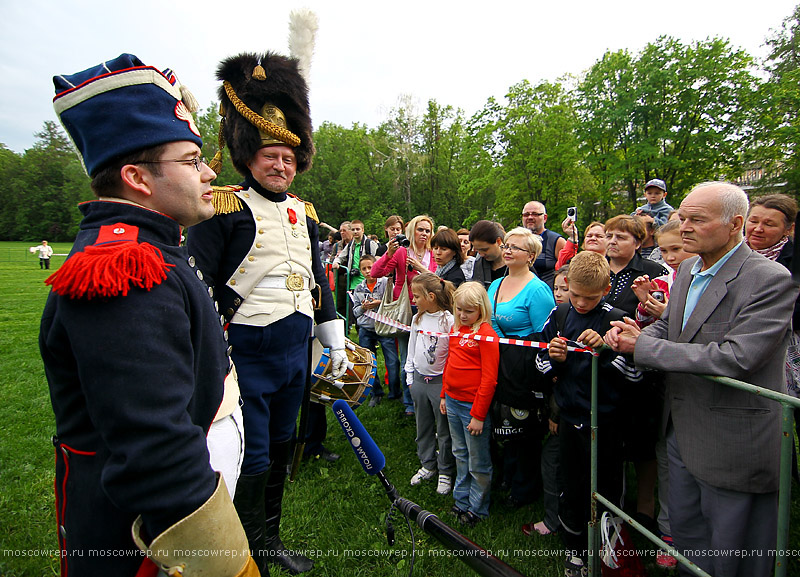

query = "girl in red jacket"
[440,282,500,526]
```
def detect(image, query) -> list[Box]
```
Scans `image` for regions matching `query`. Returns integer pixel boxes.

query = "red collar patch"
[95,223,140,244]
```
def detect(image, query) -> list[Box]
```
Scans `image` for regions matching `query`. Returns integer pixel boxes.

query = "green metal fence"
[588,353,800,577]
[327,259,352,326]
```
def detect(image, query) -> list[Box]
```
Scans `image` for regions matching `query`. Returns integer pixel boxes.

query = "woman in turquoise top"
[486,226,555,510]
[487,227,555,337]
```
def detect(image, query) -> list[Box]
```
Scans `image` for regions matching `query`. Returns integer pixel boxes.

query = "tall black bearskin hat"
[212,52,314,175]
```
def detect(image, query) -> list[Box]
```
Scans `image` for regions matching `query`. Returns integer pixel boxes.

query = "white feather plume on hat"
[288,9,318,84]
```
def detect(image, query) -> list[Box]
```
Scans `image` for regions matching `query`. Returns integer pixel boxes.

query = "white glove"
[406,371,414,386]
[315,319,348,379]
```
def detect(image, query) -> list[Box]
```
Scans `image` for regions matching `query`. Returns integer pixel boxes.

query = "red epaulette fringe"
[45,241,175,299]
[134,558,160,577]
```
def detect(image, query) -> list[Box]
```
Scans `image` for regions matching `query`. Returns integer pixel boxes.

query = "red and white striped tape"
[365,310,597,355]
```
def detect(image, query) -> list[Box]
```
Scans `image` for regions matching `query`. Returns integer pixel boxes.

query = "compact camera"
[567,206,577,220]
[394,234,411,248]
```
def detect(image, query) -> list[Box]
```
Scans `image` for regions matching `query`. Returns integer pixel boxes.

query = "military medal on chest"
[288,207,299,237]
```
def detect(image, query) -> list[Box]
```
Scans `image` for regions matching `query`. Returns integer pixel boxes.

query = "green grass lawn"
[1,240,798,576]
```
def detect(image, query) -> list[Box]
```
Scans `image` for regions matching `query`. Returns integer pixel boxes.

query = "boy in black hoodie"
[536,251,642,576]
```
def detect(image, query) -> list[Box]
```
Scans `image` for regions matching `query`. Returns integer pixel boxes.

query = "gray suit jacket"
[634,243,796,493]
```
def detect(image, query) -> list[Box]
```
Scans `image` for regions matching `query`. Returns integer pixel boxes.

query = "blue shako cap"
[53,53,202,176]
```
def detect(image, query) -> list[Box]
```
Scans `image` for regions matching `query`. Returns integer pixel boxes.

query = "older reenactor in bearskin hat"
[41,54,258,576]
[186,49,345,575]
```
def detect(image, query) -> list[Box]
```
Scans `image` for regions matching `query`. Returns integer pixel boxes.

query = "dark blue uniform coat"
[40,201,229,576]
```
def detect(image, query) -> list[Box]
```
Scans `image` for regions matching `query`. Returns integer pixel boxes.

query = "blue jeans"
[398,332,414,412]
[357,327,400,397]
[446,395,492,518]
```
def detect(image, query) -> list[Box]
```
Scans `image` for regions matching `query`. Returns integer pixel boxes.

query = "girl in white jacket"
[406,273,456,494]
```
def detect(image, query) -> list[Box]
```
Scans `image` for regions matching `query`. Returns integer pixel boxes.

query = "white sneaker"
[436,474,452,495]
[564,556,588,577]
[410,467,435,486]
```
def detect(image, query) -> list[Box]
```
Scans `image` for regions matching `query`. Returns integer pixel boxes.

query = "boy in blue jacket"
[633,178,674,226]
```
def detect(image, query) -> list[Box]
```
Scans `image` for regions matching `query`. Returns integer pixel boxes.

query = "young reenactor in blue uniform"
[41,54,258,576]
[186,52,345,575]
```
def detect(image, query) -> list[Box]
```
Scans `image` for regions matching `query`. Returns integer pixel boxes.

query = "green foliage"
[577,37,757,214]
[0,123,94,241]
[6,8,800,241]
[415,100,469,227]
[747,5,800,195]
[486,80,594,228]
[291,121,393,229]
[197,102,241,186]
[290,99,471,232]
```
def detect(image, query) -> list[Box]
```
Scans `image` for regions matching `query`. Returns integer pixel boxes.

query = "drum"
[310,337,376,408]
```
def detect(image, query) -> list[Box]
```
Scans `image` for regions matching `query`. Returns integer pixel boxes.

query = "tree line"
[3,5,799,241]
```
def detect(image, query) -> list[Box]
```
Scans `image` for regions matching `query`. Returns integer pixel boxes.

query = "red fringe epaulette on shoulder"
[287,193,319,223]
[45,223,175,300]
[211,185,244,215]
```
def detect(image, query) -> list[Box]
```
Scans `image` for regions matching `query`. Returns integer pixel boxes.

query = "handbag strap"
[380,269,410,305]
[492,276,507,338]
[380,274,395,305]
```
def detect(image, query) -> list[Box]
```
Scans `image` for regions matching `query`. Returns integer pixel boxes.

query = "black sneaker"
[459,511,482,528]
[504,495,533,509]
[368,395,383,407]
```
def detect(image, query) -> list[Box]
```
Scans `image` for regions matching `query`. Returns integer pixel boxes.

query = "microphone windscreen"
[332,399,386,475]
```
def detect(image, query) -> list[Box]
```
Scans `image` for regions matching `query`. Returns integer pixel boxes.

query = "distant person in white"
[31,240,54,269]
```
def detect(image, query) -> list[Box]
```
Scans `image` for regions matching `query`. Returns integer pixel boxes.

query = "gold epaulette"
[211,185,244,215]
[287,193,319,223]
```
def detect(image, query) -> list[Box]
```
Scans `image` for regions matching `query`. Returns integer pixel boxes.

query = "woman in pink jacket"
[371,214,437,415]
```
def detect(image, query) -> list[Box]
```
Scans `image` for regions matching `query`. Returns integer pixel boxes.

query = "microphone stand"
[376,473,525,577]
[332,400,526,577]
[376,471,399,502]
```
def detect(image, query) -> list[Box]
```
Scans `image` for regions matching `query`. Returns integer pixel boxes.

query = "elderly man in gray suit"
[605,181,797,577]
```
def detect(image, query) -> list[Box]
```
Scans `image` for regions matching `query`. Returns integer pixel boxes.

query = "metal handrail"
[588,355,800,577]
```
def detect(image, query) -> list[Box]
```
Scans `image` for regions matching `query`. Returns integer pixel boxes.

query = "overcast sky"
[1,0,797,154]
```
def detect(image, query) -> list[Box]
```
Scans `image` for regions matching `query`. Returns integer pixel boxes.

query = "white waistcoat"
[228,188,316,326]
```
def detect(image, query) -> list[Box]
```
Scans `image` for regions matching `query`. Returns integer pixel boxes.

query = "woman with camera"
[371,215,437,416]
[376,215,405,257]
[555,220,609,270]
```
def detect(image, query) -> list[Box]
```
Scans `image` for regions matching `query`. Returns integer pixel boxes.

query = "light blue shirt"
[488,275,555,336]
[682,241,743,329]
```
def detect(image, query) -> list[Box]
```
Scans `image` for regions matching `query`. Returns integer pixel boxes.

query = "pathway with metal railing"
[588,353,800,577]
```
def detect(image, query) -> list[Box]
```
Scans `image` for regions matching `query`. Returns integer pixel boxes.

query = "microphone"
[332,400,397,501]
[332,399,385,474]
[331,400,526,577]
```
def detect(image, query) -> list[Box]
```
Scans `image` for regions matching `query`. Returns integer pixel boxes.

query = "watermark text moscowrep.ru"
[5,546,800,560]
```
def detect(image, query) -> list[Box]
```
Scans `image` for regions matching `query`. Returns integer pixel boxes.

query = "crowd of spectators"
[324,184,799,577]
